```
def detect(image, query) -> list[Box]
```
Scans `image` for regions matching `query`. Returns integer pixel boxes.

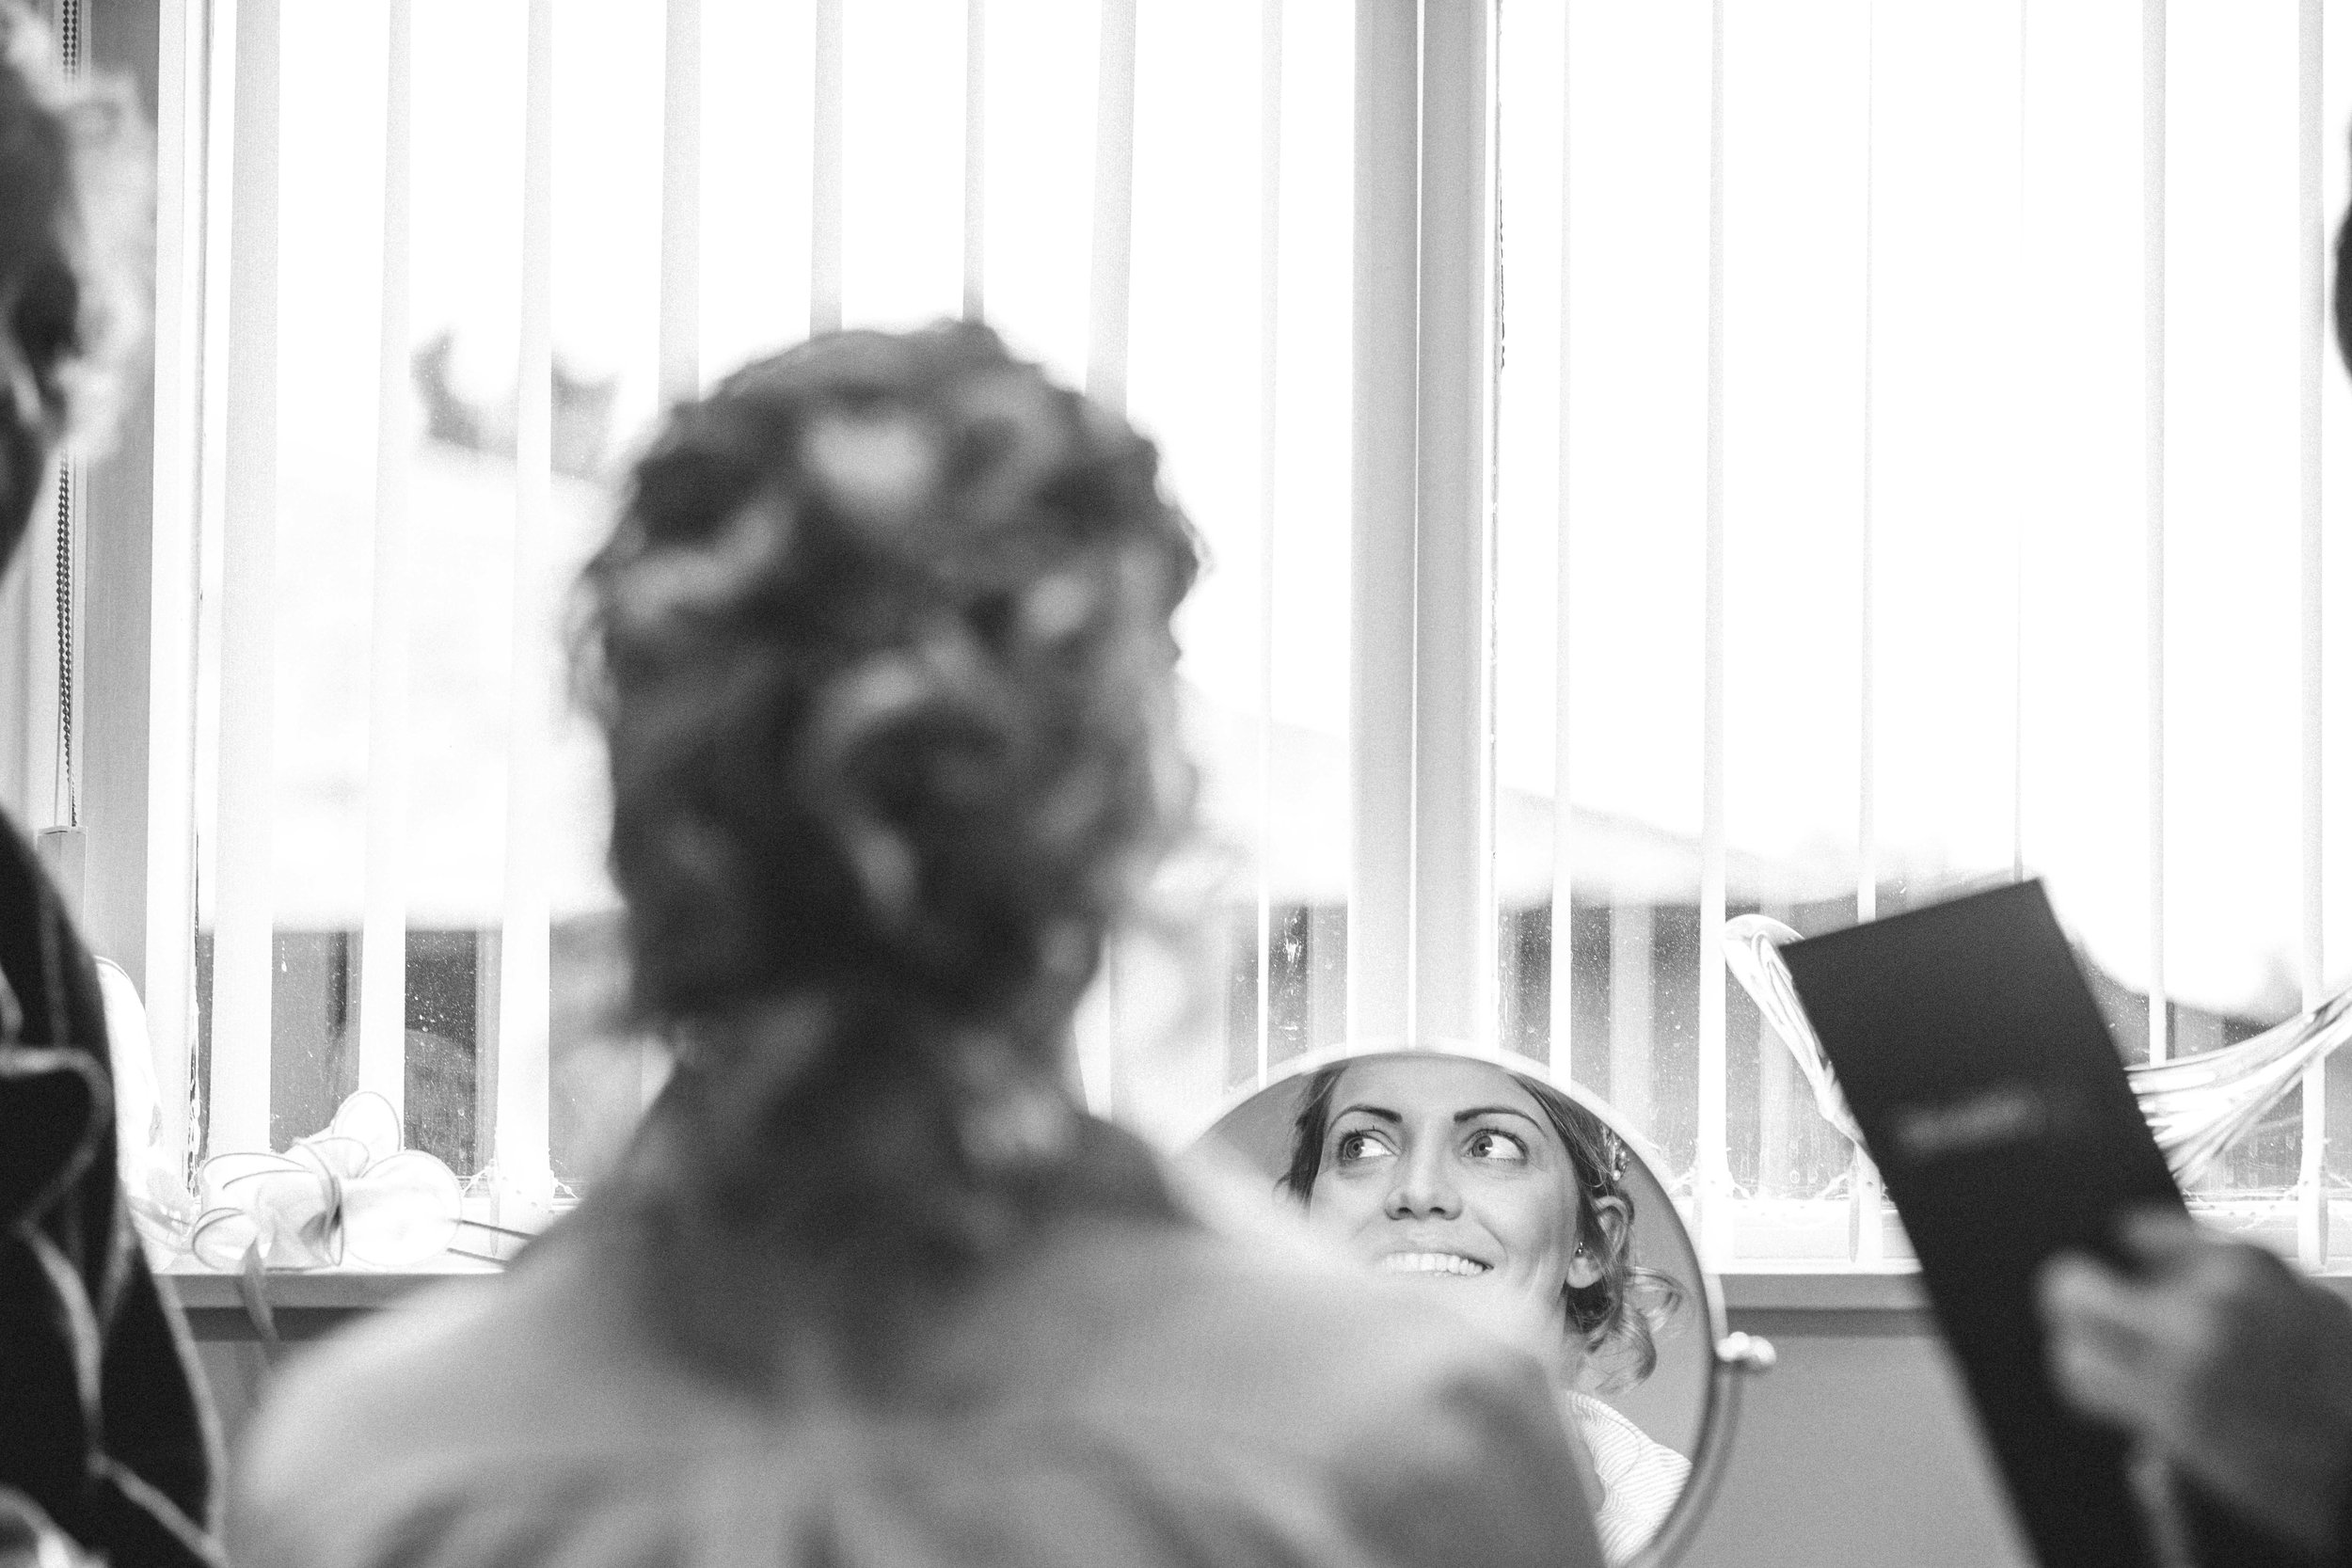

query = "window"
[94,0,2352,1270]
[1485,0,2352,1261]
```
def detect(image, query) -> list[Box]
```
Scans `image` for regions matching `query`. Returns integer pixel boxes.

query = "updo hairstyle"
[580,324,1198,1042]
[1280,1062,1684,1389]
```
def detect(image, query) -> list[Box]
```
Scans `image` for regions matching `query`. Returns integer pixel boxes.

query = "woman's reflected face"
[1305,1056,1596,1308]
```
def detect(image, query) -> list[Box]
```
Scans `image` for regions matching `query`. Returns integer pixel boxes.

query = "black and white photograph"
[6,4,2352,1566]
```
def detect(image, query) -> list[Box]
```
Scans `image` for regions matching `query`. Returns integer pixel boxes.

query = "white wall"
[192,1301,2035,1565]
[1684,1312,2032,1568]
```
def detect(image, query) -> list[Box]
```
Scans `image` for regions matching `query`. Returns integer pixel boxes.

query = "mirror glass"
[1195,1044,1711,1566]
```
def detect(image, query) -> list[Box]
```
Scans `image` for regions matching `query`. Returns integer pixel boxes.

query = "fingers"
[2042,1225,2352,1554]
[2112,1205,2205,1265]
[2044,1307,2168,1431]
[2071,1209,2291,1331]
[2112,1218,2302,1332]
[2039,1249,2175,1354]
[2037,1246,2203,1439]
[2039,1228,2295,1442]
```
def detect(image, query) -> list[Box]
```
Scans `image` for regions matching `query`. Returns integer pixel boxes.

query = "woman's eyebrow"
[1453,1106,1542,1127]
[1333,1103,1401,1123]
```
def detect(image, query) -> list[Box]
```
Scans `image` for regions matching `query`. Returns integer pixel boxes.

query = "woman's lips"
[1376,1251,1493,1277]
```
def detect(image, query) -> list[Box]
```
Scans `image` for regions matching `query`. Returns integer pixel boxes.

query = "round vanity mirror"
[1193,1042,1769,1568]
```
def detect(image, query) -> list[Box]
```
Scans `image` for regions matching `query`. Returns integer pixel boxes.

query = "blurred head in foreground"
[576,323,1200,1333]
[0,8,145,559]
[0,12,200,1567]
[1282,1054,1678,1390]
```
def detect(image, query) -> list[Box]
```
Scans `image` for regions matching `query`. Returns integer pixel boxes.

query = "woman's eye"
[1465,1130,1528,1163]
[1333,1130,1392,1164]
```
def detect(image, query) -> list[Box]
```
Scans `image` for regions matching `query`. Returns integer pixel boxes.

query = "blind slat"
[1348,0,1416,1043]
[809,0,843,337]
[146,0,207,1175]
[660,0,702,404]
[1851,1,1884,1264]
[1087,0,1136,412]
[961,0,984,323]
[2144,0,2169,1066]
[209,0,279,1156]
[1254,0,1282,1086]
[1080,0,1139,1071]
[1696,0,1731,1260]
[2011,2,2030,887]
[492,0,557,1206]
[357,0,413,1114]
[1413,0,1491,1046]
[1858,3,1879,929]
[2299,0,2327,1265]
[1548,3,1575,1080]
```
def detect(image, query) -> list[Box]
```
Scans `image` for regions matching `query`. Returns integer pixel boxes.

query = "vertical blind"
[134,0,2352,1261]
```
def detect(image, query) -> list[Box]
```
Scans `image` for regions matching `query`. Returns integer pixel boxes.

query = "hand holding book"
[2042,1209,2352,1565]
[1783,880,2352,1568]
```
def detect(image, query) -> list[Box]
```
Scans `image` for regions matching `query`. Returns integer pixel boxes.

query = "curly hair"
[580,323,1199,1027]
[576,325,1200,1340]
[1281,1059,1684,1390]
[0,4,149,550]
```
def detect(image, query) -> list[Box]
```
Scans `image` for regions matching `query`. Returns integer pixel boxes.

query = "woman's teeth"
[1378,1252,1492,1277]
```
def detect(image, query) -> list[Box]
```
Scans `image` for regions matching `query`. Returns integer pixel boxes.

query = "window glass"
[182,0,2352,1264]
[1494,0,2352,1255]
[189,0,1361,1200]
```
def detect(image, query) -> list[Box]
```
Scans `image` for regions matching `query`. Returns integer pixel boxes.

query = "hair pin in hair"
[1599,1132,1629,1187]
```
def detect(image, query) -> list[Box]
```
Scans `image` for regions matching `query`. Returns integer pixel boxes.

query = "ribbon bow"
[188,1091,464,1271]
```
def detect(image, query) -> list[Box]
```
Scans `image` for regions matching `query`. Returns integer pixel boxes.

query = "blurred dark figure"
[2035,168,2352,1568]
[234,324,1604,1568]
[2042,1210,2352,1563]
[0,8,219,1568]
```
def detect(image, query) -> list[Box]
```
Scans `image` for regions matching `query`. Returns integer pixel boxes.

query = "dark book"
[1782,879,2179,1568]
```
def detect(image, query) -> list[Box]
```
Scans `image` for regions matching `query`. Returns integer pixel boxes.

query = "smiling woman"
[1276,1053,1692,1564]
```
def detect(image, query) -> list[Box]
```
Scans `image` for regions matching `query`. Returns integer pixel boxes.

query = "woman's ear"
[1567,1195,1631,1289]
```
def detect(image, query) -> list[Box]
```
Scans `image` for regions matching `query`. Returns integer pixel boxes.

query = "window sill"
[1723,1262,2352,1338]
[1720,1266,1934,1337]
[160,1256,1934,1342]
[161,1259,503,1341]
[158,1256,2352,1344]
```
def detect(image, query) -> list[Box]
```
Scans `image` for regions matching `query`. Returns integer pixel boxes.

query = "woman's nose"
[1383,1148,1460,1220]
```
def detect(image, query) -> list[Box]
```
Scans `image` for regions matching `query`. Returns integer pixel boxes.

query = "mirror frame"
[1186,1040,1772,1568]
